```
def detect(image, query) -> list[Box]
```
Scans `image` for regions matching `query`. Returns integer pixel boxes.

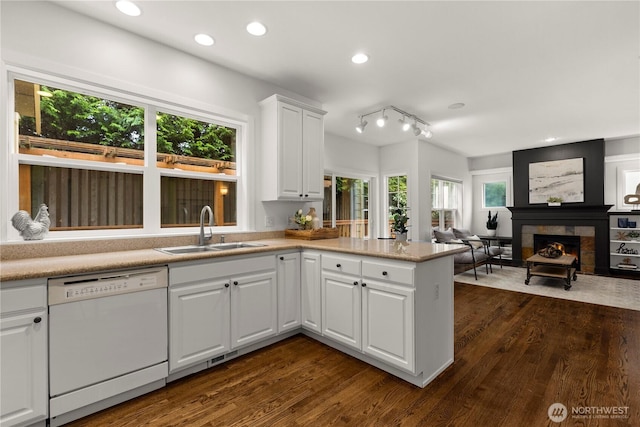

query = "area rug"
[454,265,640,312]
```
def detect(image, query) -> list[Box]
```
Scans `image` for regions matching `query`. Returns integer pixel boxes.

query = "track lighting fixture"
[355,118,368,134]
[356,105,432,138]
[376,110,388,127]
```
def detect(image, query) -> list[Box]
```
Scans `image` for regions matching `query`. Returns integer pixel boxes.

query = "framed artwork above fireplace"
[528,157,584,204]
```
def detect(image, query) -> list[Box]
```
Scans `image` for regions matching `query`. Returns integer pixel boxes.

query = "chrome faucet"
[198,205,213,246]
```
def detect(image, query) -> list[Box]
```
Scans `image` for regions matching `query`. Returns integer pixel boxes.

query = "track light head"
[422,129,433,139]
[376,110,388,127]
[412,122,421,136]
[355,119,368,134]
[399,116,411,131]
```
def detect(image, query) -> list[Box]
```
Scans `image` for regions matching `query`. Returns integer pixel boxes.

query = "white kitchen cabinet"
[169,255,276,373]
[277,253,301,333]
[361,279,414,373]
[320,254,416,373]
[169,278,230,373]
[301,251,322,333]
[230,269,277,348]
[0,279,48,427]
[260,94,327,201]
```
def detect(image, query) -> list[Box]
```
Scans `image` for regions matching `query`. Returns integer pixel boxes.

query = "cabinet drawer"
[322,255,360,276]
[1,281,47,314]
[362,261,414,286]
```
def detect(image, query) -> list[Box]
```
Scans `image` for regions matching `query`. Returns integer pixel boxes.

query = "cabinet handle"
[280,256,284,261]
[225,283,230,288]
[33,316,42,324]
[299,194,303,197]
[336,263,341,268]
[233,281,239,286]
[382,271,388,276]
[304,194,309,197]
[362,283,367,287]
[353,281,359,286]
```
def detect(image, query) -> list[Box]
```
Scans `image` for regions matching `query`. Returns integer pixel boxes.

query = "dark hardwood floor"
[66,283,640,426]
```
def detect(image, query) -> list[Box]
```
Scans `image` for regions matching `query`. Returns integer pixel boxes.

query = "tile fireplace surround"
[522,225,595,273]
[508,205,611,275]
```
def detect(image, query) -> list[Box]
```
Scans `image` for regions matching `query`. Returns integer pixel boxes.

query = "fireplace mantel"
[508,205,612,275]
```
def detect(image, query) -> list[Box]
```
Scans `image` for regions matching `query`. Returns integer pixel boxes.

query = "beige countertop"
[0,237,467,282]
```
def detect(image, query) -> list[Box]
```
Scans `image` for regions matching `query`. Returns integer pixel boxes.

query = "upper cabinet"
[260,94,327,201]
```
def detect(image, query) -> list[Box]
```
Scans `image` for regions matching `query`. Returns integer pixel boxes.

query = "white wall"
[604,136,640,211]
[470,169,513,237]
[378,139,471,241]
[0,0,318,239]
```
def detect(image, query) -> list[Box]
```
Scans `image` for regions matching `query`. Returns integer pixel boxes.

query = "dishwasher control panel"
[48,266,168,305]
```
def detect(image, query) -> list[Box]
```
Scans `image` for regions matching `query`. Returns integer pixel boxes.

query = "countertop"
[0,237,467,282]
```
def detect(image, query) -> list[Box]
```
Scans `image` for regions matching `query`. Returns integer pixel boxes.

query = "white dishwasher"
[48,266,168,427]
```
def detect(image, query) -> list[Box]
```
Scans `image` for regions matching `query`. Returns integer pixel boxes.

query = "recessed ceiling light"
[246,21,267,36]
[115,0,141,17]
[448,102,465,109]
[194,33,215,46]
[351,53,369,64]
[545,137,557,143]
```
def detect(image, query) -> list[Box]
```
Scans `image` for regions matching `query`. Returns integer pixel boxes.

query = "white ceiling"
[52,1,640,158]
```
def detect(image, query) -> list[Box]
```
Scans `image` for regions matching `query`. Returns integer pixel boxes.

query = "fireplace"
[508,205,611,274]
[534,234,581,271]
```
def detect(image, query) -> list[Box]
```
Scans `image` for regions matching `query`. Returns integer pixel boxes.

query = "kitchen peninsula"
[0,237,467,427]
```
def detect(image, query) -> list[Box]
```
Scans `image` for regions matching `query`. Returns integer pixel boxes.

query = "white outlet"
[265,216,274,227]
[435,283,439,300]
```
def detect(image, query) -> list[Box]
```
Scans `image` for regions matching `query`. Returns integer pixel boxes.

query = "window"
[431,177,461,230]
[483,181,507,208]
[323,174,370,238]
[387,175,407,236]
[11,74,241,236]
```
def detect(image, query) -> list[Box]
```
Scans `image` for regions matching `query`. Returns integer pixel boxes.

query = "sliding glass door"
[323,174,370,238]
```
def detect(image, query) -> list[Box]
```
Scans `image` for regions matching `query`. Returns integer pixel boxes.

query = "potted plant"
[486,210,498,236]
[391,208,409,241]
[547,196,563,206]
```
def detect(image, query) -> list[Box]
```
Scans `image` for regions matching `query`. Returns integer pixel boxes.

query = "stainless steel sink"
[155,245,221,255]
[208,242,266,250]
[156,242,266,255]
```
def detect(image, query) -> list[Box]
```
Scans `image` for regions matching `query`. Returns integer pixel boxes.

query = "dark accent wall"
[512,139,605,207]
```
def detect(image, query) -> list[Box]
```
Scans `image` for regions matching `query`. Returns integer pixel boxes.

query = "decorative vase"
[395,233,408,242]
[486,229,497,237]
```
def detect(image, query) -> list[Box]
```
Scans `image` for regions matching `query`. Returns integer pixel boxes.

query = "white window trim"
[431,176,463,231]
[383,172,408,238]
[481,180,509,209]
[5,68,248,242]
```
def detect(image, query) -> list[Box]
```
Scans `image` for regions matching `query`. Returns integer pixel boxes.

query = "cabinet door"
[322,271,361,350]
[302,109,324,199]
[278,102,304,199]
[301,252,322,333]
[362,280,415,373]
[277,253,301,333]
[231,270,278,348]
[169,279,230,373]
[0,310,48,426]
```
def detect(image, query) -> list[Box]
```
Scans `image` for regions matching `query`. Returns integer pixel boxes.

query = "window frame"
[6,68,247,241]
[482,180,508,209]
[384,173,408,238]
[431,176,462,231]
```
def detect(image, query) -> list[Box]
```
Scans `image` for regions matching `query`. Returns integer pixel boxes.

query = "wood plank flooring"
[66,283,640,426]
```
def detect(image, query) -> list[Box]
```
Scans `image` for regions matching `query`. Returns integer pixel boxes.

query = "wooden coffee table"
[525,254,578,291]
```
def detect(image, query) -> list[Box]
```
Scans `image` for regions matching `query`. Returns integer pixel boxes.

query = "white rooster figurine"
[11,204,51,240]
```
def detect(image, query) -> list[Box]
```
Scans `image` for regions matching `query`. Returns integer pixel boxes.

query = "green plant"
[391,208,409,235]
[547,196,563,203]
[486,211,498,230]
[628,230,640,239]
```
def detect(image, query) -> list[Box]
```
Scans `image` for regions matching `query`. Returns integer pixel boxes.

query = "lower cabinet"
[301,251,322,333]
[321,254,416,373]
[0,279,48,427]
[169,278,231,372]
[169,255,277,373]
[277,252,301,333]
